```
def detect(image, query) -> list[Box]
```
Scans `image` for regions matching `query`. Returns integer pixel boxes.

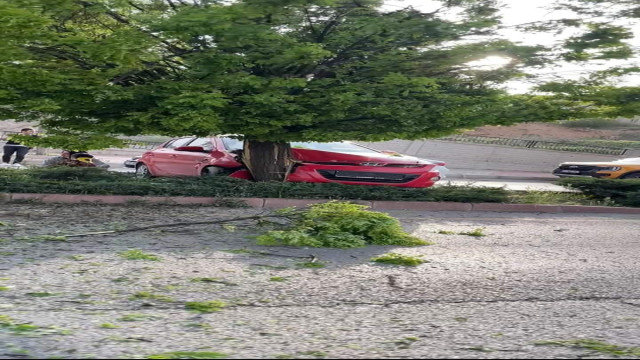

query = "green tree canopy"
[0,0,638,180]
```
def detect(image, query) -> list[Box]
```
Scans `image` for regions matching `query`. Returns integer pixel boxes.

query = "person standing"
[2,128,37,167]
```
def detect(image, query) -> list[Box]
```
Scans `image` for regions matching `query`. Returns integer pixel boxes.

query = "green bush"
[0,168,509,202]
[556,177,640,207]
[18,167,127,182]
[2,168,637,207]
[256,202,432,248]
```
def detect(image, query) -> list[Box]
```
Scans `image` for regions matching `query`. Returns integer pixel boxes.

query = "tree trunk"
[242,140,293,182]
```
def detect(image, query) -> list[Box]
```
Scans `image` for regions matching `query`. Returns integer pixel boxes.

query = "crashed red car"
[134,136,443,188]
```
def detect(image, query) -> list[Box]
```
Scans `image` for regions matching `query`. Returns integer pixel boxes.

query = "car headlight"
[598,166,621,171]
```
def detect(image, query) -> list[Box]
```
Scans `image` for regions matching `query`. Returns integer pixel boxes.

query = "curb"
[446,173,558,182]
[2,193,639,214]
[448,175,557,182]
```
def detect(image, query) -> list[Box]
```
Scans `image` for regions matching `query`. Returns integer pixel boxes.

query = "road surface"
[1,204,638,359]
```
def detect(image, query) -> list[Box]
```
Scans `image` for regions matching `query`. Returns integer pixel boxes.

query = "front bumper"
[123,158,139,168]
[552,166,617,179]
[287,164,441,188]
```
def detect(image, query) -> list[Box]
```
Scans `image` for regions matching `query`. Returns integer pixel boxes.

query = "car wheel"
[621,172,640,179]
[201,166,226,177]
[135,163,152,178]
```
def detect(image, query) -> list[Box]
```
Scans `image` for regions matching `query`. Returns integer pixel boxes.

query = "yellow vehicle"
[552,157,640,179]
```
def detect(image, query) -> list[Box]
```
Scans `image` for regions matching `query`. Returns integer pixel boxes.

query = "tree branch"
[303,7,318,36]
[314,5,368,43]
[317,19,339,43]
[127,1,145,12]
[315,32,378,69]
[54,213,282,239]
[25,45,100,70]
[77,0,191,57]
[498,17,597,30]
[165,0,178,12]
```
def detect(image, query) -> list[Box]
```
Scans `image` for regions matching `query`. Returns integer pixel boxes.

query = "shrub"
[0,168,510,203]
[557,177,640,207]
[19,167,126,182]
[4,167,639,207]
[256,202,432,248]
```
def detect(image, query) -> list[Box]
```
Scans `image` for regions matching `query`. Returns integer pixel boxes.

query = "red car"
[134,136,443,188]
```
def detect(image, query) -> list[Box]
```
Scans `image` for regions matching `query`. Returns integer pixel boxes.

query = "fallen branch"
[62,212,282,239]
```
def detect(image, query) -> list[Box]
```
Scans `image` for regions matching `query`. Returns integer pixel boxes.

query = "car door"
[172,137,216,176]
[151,137,196,176]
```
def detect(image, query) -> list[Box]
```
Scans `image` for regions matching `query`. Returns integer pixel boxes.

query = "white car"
[123,156,141,168]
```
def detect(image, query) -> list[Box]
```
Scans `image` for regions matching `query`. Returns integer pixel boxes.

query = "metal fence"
[440,134,629,156]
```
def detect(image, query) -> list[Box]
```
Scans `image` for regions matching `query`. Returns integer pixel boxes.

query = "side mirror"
[174,146,209,152]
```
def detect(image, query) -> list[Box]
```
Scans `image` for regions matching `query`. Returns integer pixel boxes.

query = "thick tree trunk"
[242,140,293,182]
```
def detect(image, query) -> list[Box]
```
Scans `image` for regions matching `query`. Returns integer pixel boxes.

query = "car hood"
[292,148,431,165]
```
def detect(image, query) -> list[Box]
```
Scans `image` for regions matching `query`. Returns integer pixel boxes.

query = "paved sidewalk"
[446,168,557,181]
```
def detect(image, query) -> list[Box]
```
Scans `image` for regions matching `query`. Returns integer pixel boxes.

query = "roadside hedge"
[2,168,638,207]
[0,168,510,203]
[556,177,640,207]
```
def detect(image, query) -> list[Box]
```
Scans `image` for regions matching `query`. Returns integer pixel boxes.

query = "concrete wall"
[360,139,640,172]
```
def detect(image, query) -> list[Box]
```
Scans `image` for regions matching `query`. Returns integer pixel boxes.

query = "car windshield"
[291,141,384,155]
[221,137,385,156]
[221,137,244,151]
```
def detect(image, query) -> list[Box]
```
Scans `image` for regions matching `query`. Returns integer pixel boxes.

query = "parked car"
[133,136,445,188]
[552,157,640,179]
[123,156,140,168]
[378,150,449,179]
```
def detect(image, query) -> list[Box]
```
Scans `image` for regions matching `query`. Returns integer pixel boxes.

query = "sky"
[381,0,640,93]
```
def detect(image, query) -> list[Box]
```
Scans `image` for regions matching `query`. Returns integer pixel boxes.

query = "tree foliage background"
[0,0,638,179]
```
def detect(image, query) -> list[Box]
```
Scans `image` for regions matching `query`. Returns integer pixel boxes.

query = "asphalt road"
[1,205,638,359]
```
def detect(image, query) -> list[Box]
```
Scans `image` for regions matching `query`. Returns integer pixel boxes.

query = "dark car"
[133,136,445,188]
[552,157,640,179]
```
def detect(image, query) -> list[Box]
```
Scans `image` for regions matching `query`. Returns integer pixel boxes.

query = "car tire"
[201,166,226,177]
[621,172,640,179]
[135,163,152,178]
